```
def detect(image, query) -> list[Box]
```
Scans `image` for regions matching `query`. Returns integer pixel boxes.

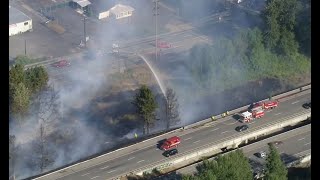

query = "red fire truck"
[239,110,265,123]
[157,41,172,48]
[251,100,279,111]
[160,136,181,151]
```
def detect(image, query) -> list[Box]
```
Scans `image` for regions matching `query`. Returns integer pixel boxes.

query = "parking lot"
[9,0,181,60]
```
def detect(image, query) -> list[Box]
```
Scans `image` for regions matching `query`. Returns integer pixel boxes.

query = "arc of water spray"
[137,54,166,97]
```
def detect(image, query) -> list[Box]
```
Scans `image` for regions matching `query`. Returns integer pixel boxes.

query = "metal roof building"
[9,6,32,36]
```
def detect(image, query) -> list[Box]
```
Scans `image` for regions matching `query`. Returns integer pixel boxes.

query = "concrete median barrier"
[183,84,310,130]
[134,111,310,177]
[35,84,310,180]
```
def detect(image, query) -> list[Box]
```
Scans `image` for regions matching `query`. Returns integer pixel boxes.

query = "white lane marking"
[104,141,110,144]
[211,128,219,132]
[221,131,229,134]
[304,142,310,146]
[128,157,135,160]
[137,160,145,163]
[292,101,300,104]
[107,169,117,173]
[266,110,272,113]
[100,166,109,170]
[185,137,192,140]
[275,113,282,116]
[91,176,100,179]
[193,140,201,144]
[248,121,256,125]
[298,138,305,141]
[81,173,90,176]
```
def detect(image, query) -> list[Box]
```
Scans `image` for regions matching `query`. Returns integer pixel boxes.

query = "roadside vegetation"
[186,0,310,92]
[133,145,290,180]
[181,145,288,180]
[14,55,47,66]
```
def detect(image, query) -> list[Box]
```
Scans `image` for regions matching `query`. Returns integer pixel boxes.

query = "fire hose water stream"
[138,54,166,97]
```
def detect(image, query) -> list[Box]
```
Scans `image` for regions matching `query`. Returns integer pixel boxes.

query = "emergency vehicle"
[251,100,278,111]
[157,41,171,48]
[239,110,265,123]
[160,136,181,151]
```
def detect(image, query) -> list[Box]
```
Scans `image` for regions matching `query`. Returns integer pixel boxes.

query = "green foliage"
[9,61,50,119]
[294,0,311,57]
[133,85,158,135]
[10,82,30,116]
[15,55,38,66]
[187,150,253,180]
[25,67,49,93]
[262,0,300,56]
[187,27,310,91]
[9,64,25,87]
[265,144,288,180]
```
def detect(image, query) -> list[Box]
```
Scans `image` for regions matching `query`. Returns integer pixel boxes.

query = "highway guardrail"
[131,110,310,177]
[183,84,311,130]
[33,85,310,180]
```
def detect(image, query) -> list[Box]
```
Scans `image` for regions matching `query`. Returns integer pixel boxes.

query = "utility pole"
[82,15,87,48]
[153,0,159,61]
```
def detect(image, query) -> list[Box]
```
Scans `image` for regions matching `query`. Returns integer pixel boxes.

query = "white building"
[109,4,134,20]
[90,0,134,20]
[9,6,32,37]
[90,0,115,19]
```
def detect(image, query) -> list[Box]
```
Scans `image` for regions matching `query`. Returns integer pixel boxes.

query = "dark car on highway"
[53,60,70,68]
[302,102,311,109]
[162,149,178,157]
[235,125,249,132]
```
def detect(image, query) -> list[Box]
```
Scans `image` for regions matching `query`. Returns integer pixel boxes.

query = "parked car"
[302,102,311,109]
[235,125,249,132]
[53,60,70,68]
[268,141,283,146]
[255,151,267,158]
[162,149,178,157]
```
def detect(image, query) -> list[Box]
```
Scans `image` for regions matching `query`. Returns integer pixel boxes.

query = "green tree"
[9,64,25,100]
[187,150,253,180]
[265,144,288,180]
[15,55,36,66]
[294,0,311,57]
[165,87,180,129]
[133,85,158,135]
[262,0,300,55]
[10,82,30,117]
[25,67,49,93]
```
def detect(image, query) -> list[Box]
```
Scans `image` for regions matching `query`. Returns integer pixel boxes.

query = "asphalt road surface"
[35,91,311,180]
[44,28,212,88]
[177,124,311,175]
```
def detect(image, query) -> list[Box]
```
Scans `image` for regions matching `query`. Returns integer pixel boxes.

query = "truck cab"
[239,111,253,123]
[160,136,181,151]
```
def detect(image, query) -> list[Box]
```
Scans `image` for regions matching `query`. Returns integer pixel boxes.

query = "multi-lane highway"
[35,90,310,180]
[177,124,311,175]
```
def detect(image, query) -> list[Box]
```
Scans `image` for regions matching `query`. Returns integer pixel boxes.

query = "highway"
[35,91,311,180]
[177,124,311,175]
[44,26,215,88]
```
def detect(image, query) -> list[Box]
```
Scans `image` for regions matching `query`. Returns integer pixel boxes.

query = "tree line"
[182,144,288,180]
[186,0,310,92]
[9,61,58,177]
[133,85,181,135]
